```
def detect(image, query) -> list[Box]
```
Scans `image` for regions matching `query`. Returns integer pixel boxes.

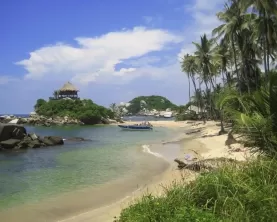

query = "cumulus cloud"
[16,27,182,85]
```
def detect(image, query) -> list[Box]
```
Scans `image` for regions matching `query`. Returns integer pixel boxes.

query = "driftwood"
[186,129,201,135]
[174,157,241,172]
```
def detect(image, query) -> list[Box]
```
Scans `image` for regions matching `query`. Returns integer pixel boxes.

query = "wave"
[142,144,164,159]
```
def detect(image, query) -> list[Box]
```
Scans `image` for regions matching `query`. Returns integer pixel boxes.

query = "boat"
[118,122,153,131]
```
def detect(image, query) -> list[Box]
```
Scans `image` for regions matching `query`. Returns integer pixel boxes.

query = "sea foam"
[142,144,163,158]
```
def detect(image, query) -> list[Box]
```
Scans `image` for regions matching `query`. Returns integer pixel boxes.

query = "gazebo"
[54,82,79,100]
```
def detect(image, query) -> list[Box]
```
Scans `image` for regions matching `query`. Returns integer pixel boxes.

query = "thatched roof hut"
[59,82,79,92]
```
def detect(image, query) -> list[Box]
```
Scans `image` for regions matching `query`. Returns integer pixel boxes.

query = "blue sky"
[0,0,223,114]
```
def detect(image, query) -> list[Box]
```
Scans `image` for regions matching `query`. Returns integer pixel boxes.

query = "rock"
[65,137,91,142]
[44,136,64,145]
[39,138,54,146]
[225,130,237,146]
[101,117,110,124]
[186,129,201,135]
[0,124,27,141]
[28,140,42,148]
[107,118,117,124]
[29,133,38,140]
[0,139,21,149]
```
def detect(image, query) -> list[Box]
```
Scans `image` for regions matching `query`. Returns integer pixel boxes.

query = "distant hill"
[126,95,177,114]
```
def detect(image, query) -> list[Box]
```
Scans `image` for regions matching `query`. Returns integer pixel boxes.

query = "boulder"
[29,133,38,140]
[0,139,21,149]
[66,137,88,142]
[0,124,27,141]
[28,140,42,148]
[44,136,64,145]
[39,137,54,146]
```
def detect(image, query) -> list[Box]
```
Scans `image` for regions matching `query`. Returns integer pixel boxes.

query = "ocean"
[0,122,181,214]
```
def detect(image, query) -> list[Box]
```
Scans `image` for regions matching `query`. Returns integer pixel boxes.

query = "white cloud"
[16,27,182,85]
[178,0,223,58]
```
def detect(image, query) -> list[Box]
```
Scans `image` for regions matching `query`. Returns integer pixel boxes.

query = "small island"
[111,95,178,117]
[0,81,117,126]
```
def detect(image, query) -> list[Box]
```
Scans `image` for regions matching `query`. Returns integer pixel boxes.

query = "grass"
[114,158,277,222]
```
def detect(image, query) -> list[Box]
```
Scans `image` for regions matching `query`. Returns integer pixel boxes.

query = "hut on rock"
[51,82,79,100]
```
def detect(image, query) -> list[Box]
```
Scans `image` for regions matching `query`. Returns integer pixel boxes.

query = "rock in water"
[44,136,64,145]
[0,139,21,149]
[0,124,27,141]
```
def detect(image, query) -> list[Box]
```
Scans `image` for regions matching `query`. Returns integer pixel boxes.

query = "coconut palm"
[240,0,277,79]
[181,54,199,110]
[193,34,217,118]
[213,1,245,93]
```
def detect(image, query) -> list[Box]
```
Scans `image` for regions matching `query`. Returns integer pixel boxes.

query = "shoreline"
[61,120,250,222]
[0,120,250,222]
[0,121,189,222]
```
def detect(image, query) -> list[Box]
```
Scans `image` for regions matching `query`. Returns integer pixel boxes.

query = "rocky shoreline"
[0,114,121,127]
[0,123,93,151]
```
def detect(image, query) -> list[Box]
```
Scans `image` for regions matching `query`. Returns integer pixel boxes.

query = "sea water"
[0,124,180,210]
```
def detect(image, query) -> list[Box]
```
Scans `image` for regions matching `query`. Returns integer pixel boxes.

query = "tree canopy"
[127,95,177,114]
[34,99,114,124]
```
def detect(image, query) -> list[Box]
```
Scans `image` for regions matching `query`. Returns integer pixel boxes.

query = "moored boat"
[118,122,153,131]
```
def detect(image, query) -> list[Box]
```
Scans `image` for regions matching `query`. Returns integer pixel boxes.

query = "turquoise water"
[0,125,177,209]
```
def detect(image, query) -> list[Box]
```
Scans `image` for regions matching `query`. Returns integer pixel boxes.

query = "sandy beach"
[57,120,250,222]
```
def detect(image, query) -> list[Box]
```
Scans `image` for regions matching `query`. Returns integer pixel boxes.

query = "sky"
[0,0,224,114]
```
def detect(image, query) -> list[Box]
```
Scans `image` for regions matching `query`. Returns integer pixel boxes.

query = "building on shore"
[50,82,79,100]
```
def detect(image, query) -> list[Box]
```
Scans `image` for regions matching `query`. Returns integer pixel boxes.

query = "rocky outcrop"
[0,124,65,151]
[0,115,121,127]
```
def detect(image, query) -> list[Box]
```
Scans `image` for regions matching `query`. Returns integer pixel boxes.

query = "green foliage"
[217,71,277,155]
[116,194,217,222]
[127,95,177,114]
[175,110,198,121]
[34,99,114,124]
[116,158,277,222]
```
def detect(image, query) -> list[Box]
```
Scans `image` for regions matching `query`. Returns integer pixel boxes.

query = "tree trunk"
[188,74,191,111]
[231,35,241,94]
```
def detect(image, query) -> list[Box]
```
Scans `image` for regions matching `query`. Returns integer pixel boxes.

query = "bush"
[34,99,114,124]
[115,158,277,222]
[175,110,198,121]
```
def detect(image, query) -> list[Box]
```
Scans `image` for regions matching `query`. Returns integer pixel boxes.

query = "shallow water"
[0,125,179,210]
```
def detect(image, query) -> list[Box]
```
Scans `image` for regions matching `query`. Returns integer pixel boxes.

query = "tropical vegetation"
[126,95,178,114]
[115,0,277,221]
[34,98,114,124]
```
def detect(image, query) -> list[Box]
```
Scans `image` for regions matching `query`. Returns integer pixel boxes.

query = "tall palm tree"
[213,1,244,93]
[181,54,199,110]
[193,34,216,118]
[240,0,277,79]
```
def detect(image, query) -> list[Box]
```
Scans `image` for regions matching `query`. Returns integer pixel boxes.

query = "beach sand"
[58,120,251,222]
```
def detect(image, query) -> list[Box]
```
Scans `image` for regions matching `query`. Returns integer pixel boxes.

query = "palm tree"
[181,54,199,110]
[193,34,216,119]
[240,0,277,79]
[213,1,244,93]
